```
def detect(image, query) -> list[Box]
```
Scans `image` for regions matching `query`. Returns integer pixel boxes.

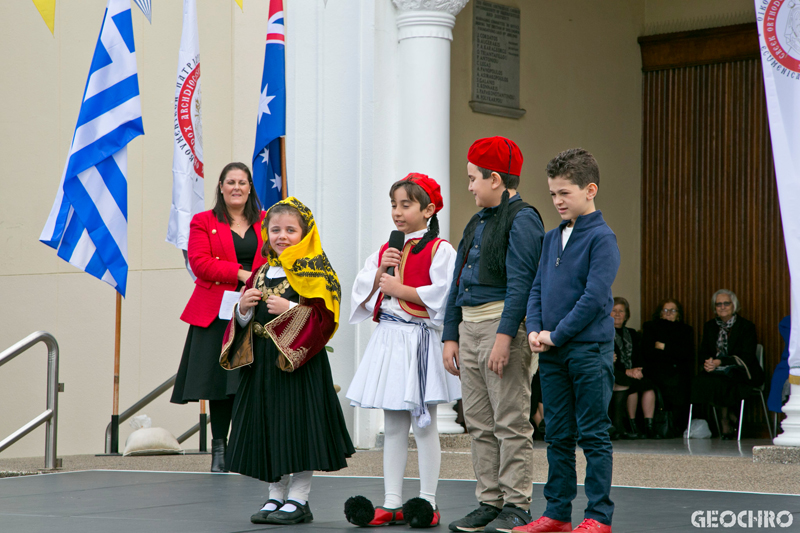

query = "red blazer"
[180,209,268,327]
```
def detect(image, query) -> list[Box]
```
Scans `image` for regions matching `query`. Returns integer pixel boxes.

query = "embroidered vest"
[373,237,446,322]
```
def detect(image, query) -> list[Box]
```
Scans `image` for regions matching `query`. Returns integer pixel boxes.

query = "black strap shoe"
[266,500,314,525]
[251,499,284,524]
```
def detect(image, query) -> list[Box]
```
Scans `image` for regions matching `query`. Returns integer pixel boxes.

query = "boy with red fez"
[443,137,544,533]
[517,149,619,533]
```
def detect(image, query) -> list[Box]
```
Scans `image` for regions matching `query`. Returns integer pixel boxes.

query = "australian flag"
[252,0,286,209]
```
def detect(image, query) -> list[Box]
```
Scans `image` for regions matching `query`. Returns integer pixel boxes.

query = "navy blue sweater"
[526,210,620,346]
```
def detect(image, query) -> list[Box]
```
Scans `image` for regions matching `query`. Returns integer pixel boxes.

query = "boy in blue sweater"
[516,149,620,533]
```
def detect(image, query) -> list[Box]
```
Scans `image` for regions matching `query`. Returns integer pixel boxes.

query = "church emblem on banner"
[175,54,204,178]
[758,0,800,76]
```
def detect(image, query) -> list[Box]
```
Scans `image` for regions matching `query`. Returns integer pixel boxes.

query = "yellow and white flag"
[31,0,56,35]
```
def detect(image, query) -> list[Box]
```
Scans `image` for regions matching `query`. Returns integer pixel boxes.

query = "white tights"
[382,405,440,509]
[267,470,313,505]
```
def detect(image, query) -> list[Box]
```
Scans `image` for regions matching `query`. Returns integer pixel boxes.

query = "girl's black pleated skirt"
[225,331,355,483]
[171,318,240,403]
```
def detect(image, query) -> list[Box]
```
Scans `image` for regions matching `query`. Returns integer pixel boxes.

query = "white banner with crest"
[755,0,800,381]
[167,0,204,252]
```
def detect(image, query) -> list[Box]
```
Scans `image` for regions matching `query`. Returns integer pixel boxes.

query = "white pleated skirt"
[346,319,461,412]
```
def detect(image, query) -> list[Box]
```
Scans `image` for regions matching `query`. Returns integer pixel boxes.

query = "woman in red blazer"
[171,162,268,472]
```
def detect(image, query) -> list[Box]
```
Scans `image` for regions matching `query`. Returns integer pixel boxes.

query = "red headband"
[468,136,523,177]
[401,173,444,214]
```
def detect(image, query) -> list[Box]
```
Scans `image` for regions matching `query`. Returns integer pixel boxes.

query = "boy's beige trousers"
[458,318,535,510]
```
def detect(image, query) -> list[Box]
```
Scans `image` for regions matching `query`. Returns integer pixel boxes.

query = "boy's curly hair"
[545,148,599,189]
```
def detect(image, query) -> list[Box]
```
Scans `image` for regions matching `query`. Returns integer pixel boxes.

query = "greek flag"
[40,0,143,297]
[132,0,152,23]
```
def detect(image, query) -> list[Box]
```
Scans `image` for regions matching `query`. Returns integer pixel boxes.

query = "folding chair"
[687,344,773,440]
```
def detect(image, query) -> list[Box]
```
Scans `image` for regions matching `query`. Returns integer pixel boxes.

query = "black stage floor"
[0,471,797,533]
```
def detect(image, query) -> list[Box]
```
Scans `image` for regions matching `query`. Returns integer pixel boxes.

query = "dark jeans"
[539,341,615,525]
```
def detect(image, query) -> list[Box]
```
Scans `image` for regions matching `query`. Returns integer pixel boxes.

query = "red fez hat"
[402,173,444,214]
[468,136,524,177]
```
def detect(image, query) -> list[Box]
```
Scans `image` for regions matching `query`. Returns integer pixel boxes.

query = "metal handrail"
[0,331,61,469]
[104,374,177,453]
[177,418,210,445]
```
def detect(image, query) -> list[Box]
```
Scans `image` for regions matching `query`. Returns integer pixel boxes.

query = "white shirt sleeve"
[415,241,457,326]
[236,303,253,327]
[350,249,381,324]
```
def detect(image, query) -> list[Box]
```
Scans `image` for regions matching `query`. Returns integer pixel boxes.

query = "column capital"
[392,0,468,41]
[392,0,469,16]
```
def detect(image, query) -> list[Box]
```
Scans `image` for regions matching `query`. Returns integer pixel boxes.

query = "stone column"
[392,0,468,435]
[392,0,469,243]
[775,293,800,446]
[774,382,800,446]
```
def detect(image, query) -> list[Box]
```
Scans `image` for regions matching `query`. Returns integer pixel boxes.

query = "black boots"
[610,391,638,439]
[211,438,227,472]
[644,418,662,439]
[627,418,645,440]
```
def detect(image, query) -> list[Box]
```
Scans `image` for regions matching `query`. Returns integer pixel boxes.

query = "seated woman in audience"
[690,289,763,439]
[610,297,657,439]
[641,298,694,435]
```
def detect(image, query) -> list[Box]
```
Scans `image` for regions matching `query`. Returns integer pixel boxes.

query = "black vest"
[458,199,543,288]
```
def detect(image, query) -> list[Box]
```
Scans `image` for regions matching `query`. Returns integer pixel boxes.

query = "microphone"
[386,230,405,277]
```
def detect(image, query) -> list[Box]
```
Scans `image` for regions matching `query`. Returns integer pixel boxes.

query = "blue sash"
[379,312,431,427]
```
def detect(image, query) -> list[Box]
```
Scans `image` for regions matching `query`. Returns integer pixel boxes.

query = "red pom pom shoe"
[369,507,406,527]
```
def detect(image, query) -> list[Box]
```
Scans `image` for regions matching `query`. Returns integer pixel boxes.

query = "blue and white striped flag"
[133,0,152,24]
[40,0,144,297]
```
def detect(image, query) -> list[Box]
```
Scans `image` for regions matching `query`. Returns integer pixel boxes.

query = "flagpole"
[110,292,122,454]
[280,0,287,201]
[280,136,288,200]
[199,400,208,452]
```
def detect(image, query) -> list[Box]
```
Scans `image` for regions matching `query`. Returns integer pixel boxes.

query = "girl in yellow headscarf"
[221,197,354,526]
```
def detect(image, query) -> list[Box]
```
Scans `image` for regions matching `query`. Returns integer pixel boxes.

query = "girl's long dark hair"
[212,162,262,226]
[389,180,439,254]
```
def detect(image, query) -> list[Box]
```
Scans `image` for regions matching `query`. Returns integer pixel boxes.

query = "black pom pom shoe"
[345,496,406,527]
[402,497,440,528]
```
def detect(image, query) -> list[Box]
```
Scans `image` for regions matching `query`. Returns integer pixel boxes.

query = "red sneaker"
[368,507,406,526]
[511,516,572,532]
[572,519,611,533]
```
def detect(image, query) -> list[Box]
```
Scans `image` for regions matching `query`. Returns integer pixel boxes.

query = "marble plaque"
[471,0,524,118]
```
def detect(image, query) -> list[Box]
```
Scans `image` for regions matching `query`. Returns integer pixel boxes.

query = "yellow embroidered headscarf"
[262,197,341,333]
